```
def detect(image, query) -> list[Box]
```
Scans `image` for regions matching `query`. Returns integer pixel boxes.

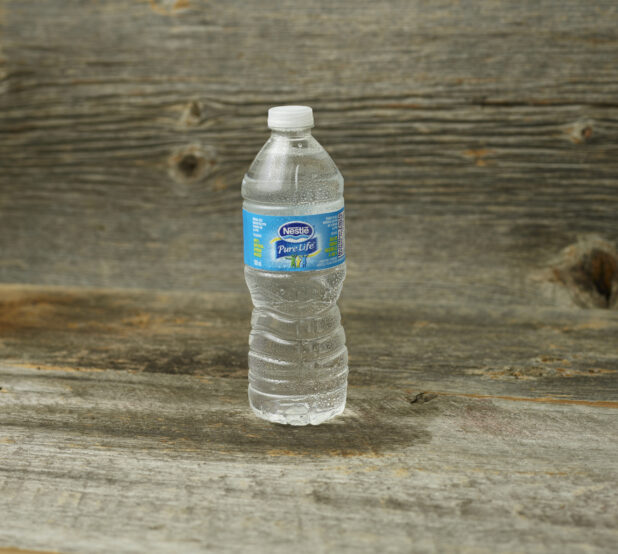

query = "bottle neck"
[269,127,313,139]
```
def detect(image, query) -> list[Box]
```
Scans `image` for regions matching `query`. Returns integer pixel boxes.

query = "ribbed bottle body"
[242,123,347,425]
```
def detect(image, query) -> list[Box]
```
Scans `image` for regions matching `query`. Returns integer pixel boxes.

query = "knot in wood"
[409,392,438,404]
[575,249,616,304]
[168,144,217,185]
[180,100,203,127]
[552,237,617,309]
[567,119,594,144]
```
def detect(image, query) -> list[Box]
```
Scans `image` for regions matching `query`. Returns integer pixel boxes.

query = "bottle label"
[243,207,345,271]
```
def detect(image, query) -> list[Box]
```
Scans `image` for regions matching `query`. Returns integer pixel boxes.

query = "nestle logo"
[278,221,314,243]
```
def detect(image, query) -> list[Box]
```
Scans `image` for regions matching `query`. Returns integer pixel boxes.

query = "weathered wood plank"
[1,362,617,553]
[0,547,58,554]
[1,1,618,550]
[1,0,617,302]
[1,285,616,402]
[1,285,616,551]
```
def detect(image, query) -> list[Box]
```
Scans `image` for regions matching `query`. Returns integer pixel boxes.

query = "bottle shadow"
[11,373,434,458]
[202,392,434,458]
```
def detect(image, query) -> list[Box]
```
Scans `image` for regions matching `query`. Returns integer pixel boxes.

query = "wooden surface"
[1,0,618,552]
[2,363,618,554]
[0,0,616,301]
[1,284,617,553]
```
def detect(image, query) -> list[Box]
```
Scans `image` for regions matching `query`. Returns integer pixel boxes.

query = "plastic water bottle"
[242,106,347,425]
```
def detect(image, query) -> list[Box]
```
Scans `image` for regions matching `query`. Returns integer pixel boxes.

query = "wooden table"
[0,285,616,552]
[1,1,617,552]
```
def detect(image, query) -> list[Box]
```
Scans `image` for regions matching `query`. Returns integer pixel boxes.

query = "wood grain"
[1,1,618,551]
[0,284,616,402]
[1,284,617,552]
[0,548,60,554]
[1,360,617,553]
[1,0,617,306]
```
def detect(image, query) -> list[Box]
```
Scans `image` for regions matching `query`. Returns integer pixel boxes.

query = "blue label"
[243,207,345,271]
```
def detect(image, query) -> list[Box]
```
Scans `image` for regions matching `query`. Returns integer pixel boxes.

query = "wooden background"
[1,0,616,304]
[1,1,617,553]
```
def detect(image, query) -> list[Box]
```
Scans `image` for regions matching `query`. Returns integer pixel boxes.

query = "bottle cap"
[268,106,314,129]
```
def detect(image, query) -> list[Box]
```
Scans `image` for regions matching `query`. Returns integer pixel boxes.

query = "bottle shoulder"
[242,134,343,206]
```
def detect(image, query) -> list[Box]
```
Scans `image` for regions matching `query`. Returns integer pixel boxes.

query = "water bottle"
[242,106,348,425]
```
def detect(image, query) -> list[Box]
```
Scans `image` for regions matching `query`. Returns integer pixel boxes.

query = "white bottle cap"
[267,106,314,129]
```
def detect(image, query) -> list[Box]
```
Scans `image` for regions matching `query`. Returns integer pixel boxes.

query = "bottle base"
[248,385,347,426]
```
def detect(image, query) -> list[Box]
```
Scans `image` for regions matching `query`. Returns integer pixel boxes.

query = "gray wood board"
[1,1,617,299]
[1,362,617,554]
[1,285,617,551]
[1,285,617,403]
